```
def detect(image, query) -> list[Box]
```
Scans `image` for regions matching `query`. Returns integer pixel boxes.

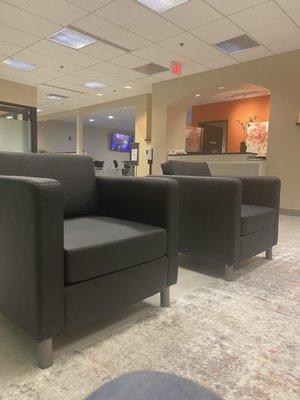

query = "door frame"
[0,100,37,152]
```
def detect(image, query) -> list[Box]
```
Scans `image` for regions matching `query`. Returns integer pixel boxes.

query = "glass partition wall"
[0,101,37,153]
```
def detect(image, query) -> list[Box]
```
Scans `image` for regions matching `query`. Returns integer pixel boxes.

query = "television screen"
[111,133,134,152]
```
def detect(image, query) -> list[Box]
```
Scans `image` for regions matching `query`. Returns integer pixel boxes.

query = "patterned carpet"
[0,229,299,399]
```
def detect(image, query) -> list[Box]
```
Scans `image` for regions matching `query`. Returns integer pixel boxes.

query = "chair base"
[224,264,234,282]
[160,287,170,307]
[38,338,53,369]
[266,247,273,260]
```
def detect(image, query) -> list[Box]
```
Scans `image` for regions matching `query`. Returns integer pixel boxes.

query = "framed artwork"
[246,121,269,156]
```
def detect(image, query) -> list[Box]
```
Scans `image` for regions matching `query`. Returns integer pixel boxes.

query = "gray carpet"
[0,238,299,399]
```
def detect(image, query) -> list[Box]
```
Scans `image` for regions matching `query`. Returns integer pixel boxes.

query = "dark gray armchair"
[161,160,280,281]
[0,152,179,369]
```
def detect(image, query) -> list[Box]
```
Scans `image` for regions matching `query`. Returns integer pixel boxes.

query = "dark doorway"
[199,120,228,153]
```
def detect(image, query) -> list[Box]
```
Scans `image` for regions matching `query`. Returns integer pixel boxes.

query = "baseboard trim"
[280,208,300,217]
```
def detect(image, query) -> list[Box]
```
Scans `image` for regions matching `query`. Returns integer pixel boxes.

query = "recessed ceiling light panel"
[46,93,69,100]
[214,34,259,54]
[108,115,114,119]
[137,0,188,13]
[48,28,96,50]
[1,57,38,71]
[83,81,107,90]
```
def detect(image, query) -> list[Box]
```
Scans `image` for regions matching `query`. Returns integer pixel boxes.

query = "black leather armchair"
[160,160,280,281]
[0,152,179,369]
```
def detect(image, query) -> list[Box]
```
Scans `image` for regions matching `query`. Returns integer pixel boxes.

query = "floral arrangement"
[235,115,259,153]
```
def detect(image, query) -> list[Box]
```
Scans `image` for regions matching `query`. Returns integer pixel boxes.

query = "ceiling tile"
[79,41,125,60]
[72,14,124,38]
[0,25,39,47]
[181,64,208,75]
[159,33,223,63]
[29,40,100,67]
[109,31,152,51]
[267,36,300,53]
[163,0,221,30]
[229,1,289,31]
[132,44,195,68]
[205,0,266,15]
[191,18,243,44]
[134,76,162,86]
[109,53,148,68]
[3,0,35,7]
[201,55,238,69]
[151,70,178,81]
[0,1,20,23]
[7,11,62,37]
[27,0,88,25]
[250,21,300,45]
[231,46,273,61]
[17,48,82,73]
[91,61,145,80]
[130,15,183,42]
[96,0,154,29]
[26,66,67,79]
[132,47,186,70]
[73,68,125,85]
[67,0,112,11]
[0,40,22,56]
[275,0,300,25]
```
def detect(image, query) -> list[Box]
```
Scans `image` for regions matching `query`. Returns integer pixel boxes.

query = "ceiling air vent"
[214,34,260,54]
[134,63,168,75]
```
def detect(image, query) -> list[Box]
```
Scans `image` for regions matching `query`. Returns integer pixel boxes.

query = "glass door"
[0,102,37,152]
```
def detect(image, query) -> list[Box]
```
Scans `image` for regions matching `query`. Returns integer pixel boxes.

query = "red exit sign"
[170,62,182,75]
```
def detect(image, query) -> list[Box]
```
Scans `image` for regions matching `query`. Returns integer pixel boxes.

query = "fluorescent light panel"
[137,0,188,12]
[46,94,69,100]
[83,81,106,90]
[48,27,96,49]
[215,34,259,54]
[1,57,38,71]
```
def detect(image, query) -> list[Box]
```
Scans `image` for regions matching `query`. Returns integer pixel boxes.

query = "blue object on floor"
[85,371,222,399]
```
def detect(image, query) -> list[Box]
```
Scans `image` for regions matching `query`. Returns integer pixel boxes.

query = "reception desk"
[167,153,266,176]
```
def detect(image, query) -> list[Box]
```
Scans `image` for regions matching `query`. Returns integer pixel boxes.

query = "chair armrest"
[0,176,64,342]
[96,176,179,285]
[235,176,281,245]
[158,175,242,265]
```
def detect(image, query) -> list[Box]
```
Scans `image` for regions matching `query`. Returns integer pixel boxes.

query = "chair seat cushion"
[64,216,167,283]
[241,204,275,236]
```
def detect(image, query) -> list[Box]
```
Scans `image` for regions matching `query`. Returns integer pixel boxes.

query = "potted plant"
[235,115,258,153]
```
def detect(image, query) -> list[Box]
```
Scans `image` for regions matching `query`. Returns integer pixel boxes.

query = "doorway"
[199,120,228,153]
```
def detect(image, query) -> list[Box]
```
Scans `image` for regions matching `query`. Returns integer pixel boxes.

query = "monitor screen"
[111,133,134,152]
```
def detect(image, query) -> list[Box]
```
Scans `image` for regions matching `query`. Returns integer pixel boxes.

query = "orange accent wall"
[191,95,270,152]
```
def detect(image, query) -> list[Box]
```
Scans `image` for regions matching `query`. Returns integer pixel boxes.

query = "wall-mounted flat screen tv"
[111,133,134,152]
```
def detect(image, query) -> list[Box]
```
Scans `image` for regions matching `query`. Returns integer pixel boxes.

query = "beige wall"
[151,50,300,211]
[0,78,37,107]
[39,94,151,176]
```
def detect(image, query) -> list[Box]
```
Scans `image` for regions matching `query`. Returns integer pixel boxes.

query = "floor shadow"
[179,253,269,279]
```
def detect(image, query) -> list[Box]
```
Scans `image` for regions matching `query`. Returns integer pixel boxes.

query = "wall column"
[76,112,83,154]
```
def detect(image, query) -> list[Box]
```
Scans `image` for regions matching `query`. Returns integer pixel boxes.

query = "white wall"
[38,120,132,176]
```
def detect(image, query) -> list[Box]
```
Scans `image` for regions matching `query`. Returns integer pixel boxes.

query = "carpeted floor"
[0,218,299,400]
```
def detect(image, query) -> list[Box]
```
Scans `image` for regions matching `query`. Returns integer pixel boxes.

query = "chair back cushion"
[161,160,211,176]
[0,152,98,217]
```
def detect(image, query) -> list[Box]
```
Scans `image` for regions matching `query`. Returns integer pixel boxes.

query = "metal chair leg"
[225,264,234,281]
[266,247,273,260]
[38,338,53,369]
[160,287,170,307]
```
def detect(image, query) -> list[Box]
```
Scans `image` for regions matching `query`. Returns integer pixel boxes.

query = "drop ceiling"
[0,0,299,117]
[58,105,136,131]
